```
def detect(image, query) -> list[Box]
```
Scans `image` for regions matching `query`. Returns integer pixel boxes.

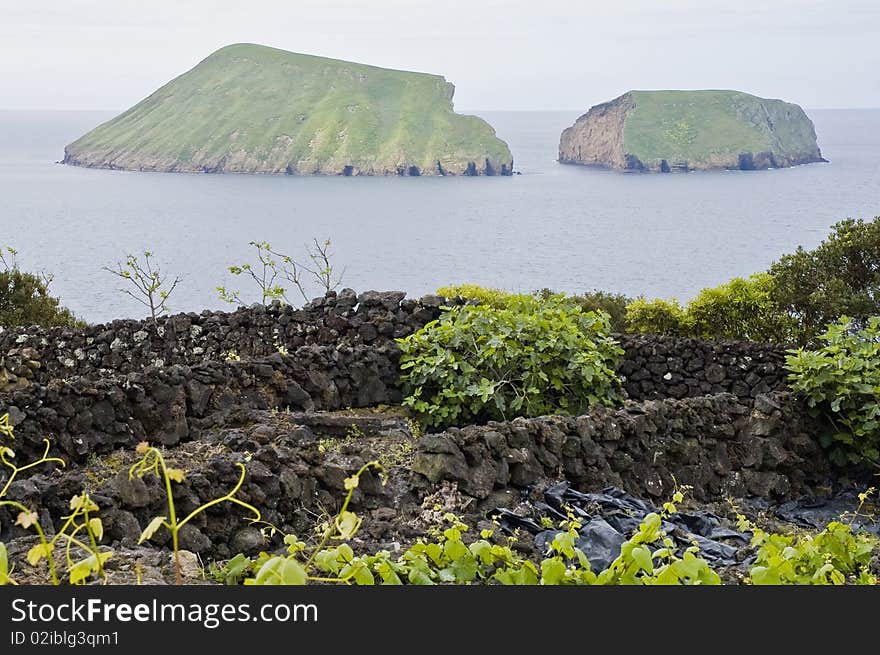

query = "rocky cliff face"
[559,90,826,173]
[63,44,513,176]
[559,95,635,170]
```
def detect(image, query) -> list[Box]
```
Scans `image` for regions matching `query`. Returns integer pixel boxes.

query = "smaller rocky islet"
[559,89,826,173]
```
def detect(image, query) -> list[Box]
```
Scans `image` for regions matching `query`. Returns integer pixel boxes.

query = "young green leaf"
[69,559,93,585]
[166,468,186,483]
[334,511,362,540]
[280,559,307,585]
[15,511,39,529]
[540,558,567,585]
[138,516,167,544]
[26,543,52,566]
[88,517,104,542]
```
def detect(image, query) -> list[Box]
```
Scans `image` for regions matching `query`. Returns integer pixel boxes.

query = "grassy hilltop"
[63,43,513,176]
[560,89,825,172]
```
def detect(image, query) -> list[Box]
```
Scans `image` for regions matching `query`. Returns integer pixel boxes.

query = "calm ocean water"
[1,109,879,323]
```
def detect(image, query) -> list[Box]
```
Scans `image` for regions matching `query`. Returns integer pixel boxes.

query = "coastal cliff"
[559,90,826,172]
[63,43,513,176]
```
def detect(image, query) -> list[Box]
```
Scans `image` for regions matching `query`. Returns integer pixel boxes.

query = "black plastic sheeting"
[775,494,880,536]
[491,483,751,572]
[491,483,880,573]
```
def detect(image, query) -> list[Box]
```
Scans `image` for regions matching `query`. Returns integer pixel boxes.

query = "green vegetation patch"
[0,246,80,329]
[626,273,796,343]
[786,317,880,466]
[398,293,623,429]
[627,217,880,346]
[623,90,817,166]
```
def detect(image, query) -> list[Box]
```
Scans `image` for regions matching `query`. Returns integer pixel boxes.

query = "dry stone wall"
[411,392,837,502]
[1,290,798,470]
[617,334,789,401]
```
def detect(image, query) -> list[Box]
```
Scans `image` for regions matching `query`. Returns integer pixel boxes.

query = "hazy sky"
[2,0,878,111]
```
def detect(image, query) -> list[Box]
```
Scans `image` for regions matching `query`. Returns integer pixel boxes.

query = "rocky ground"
[2,406,876,585]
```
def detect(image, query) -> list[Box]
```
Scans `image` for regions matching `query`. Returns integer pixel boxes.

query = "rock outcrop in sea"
[63,43,513,176]
[559,90,826,172]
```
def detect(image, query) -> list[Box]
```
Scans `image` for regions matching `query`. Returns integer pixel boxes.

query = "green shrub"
[686,273,796,342]
[625,275,795,343]
[441,284,630,334]
[769,217,880,345]
[785,316,880,465]
[625,297,687,336]
[398,294,624,429]
[435,284,533,308]
[537,288,631,333]
[0,268,80,329]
